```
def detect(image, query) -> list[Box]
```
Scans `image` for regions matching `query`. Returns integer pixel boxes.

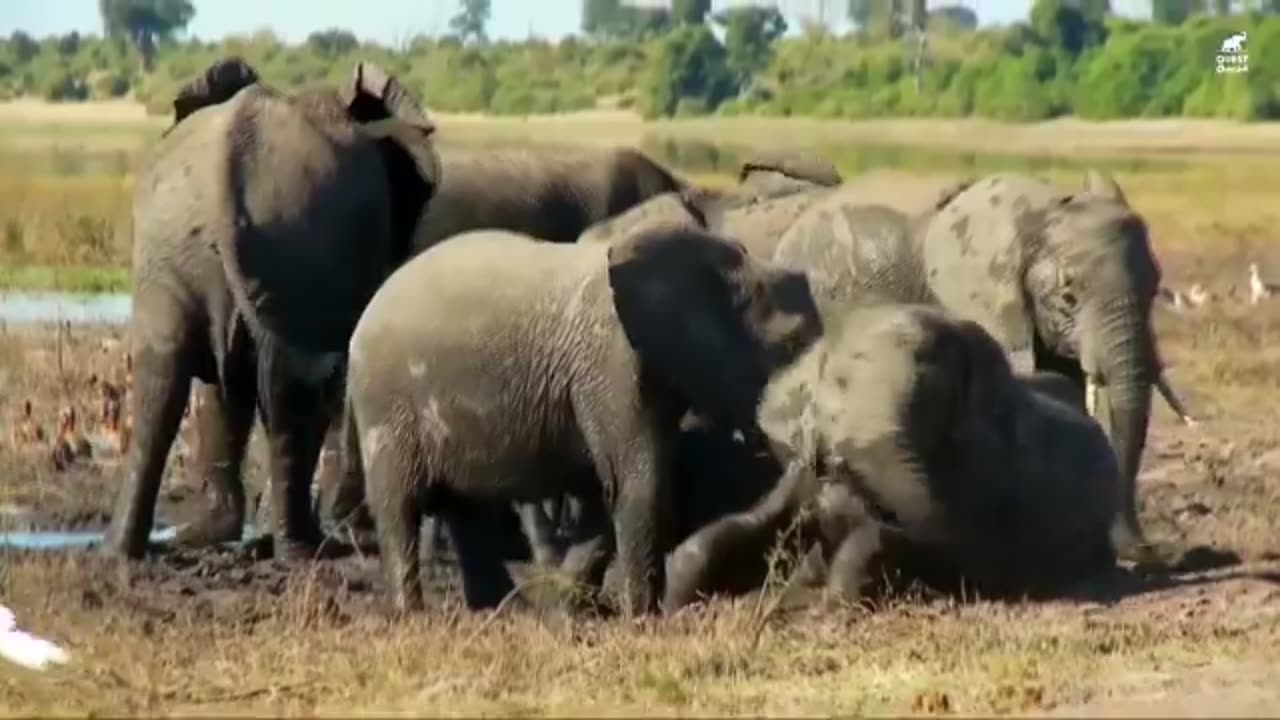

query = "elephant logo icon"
[1221,32,1247,54]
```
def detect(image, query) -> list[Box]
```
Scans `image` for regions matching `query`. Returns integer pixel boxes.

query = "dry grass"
[2,549,1276,716]
[3,102,1280,715]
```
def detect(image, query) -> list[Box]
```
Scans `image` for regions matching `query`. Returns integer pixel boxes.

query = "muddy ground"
[4,218,1280,714]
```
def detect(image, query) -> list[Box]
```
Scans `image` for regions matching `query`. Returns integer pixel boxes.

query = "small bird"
[9,399,46,451]
[1156,285,1189,312]
[50,406,92,472]
[1186,282,1211,308]
[0,604,70,671]
[92,381,131,458]
[1249,263,1279,305]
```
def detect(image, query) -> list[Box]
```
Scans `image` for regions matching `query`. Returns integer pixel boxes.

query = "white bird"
[1248,263,1279,305]
[0,605,70,671]
[1186,282,1211,308]
[1156,285,1189,312]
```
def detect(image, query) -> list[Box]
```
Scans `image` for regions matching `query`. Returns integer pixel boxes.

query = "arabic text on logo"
[1217,32,1249,75]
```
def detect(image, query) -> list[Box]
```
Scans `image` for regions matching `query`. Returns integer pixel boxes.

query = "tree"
[1152,0,1194,24]
[583,0,622,36]
[642,25,734,117]
[449,0,491,45]
[673,0,711,25]
[582,0,670,39]
[714,6,787,89]
[1030,0,1106,54]
[98,0,195,71]
[930,4,979,30]
[848,0,874,27]
[306,28,358,58]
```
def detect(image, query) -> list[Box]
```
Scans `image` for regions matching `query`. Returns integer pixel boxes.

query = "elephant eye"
[1063,291,1078,308]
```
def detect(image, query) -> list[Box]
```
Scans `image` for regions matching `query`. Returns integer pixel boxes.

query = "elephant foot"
[663,543,712,612]
[1111,524,1180,570]
[273,532,355,562]
[174,511,244,548]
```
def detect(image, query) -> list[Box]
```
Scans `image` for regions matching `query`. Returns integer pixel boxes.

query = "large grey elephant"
[342,218,823,614]
[100,59,441,560]
[664,304,1122,610]
[767,171,1195,566]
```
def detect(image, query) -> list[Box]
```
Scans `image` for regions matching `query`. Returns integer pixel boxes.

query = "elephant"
[764,170,1195,567]
[664,304,1122,610]
[734,150,843,201]
[409,143,687,250]
[342,217,823,614]
[99,59,441,561]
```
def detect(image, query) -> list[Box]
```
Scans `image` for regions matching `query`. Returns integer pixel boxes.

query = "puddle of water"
[0,523,261,551]
[0,292,131,326]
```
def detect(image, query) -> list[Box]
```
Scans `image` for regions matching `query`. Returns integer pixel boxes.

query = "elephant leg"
[256,356,338,560]
[814,481,885,602]
[443,498,519,610]
[175,378,255,547]
[517,501,562,568]
[608,433,671,617]
[363,436,425,612]
[101,296,197,558]
[664,460,816,611]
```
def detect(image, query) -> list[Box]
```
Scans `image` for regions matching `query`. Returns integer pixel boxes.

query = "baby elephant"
[345,219,822,614]
[665,304,1120,610]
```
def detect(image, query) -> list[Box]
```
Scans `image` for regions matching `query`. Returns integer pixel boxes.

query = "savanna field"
[2,100,1280,715]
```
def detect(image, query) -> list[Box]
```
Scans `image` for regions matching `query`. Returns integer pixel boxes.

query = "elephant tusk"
[1085,375,1099,419]
[1155,372,1197,426]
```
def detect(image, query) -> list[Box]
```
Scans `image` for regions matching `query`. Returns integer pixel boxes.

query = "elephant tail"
[336,390,369,520]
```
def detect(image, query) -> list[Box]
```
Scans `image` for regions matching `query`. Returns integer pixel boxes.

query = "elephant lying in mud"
[100,59,441,561]
[342,217,822,614]
[664,304,1122,610]
[763,170,1196,567]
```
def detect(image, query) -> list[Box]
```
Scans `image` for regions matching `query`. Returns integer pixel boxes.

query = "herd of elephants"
[93,55,1202,617]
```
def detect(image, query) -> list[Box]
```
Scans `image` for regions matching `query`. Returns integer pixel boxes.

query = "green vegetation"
[0,0,1277,120]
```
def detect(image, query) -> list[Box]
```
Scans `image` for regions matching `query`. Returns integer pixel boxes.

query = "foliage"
[97,0,194,71]
[0,8,1278,120]
[449,0,492,45]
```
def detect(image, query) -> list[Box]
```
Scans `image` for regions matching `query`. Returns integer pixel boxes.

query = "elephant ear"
[929,176,977,212]
[1082,169,1129,207]
[341,62,441,262]
[608,223,806,426]
[170,56,259,128]
[921,175,1043,375]
[341,61,435,132]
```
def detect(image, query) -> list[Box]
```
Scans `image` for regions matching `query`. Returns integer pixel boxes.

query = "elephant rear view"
[102,60,441,560]
[344,218,822,614]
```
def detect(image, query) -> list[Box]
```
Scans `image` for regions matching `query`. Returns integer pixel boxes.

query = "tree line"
[0,0,1277,121]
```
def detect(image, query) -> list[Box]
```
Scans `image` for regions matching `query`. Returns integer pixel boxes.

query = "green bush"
[2,16,1279,121]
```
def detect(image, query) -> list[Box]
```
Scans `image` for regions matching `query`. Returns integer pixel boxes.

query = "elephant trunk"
[1084,295,1156,555]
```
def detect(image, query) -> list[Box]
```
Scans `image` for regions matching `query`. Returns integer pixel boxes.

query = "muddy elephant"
[342,218,822,614]
[734,150,843,201]
[665,304,1121,610]
[767,170,1195,566]
[100,59,441,561]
